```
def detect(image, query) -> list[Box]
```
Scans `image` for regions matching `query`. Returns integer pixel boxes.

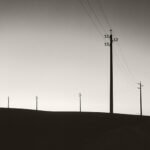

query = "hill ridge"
[0,108,150,150]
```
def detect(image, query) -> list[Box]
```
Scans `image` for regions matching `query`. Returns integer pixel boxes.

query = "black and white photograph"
[1,0,150,149]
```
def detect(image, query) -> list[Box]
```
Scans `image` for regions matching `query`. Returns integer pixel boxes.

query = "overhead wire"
[113,48,136,88]
[86,0,107,34]
[78,0,139,102]
[92,0,137,85]
[117,43,138,82]
[79,0,137,85]
[114,42,138,87]
[78,0,105,41]
[97,0,112,30]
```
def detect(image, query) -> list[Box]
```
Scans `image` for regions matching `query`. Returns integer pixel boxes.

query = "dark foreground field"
[0,108,150,150]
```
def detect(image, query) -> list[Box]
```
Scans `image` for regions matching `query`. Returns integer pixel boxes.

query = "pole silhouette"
[105,29,118,114]
[36,96,38,111]
[110,30,113,114]
[8,96,10,108]
[79,93,82,112]
[137,81,143,116]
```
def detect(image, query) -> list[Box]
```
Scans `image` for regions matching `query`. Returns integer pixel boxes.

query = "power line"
[116,42,138,83]
[113,44,138,89]
[86,0,107,34]
[113,49,137,88]
[97,0,112,29]
[78,0,105,40]
[114,48,133,80]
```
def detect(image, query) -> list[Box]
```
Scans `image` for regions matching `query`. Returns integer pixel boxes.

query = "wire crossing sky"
[1,0,150,115]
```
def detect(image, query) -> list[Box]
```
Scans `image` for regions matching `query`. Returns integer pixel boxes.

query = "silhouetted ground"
[0,108,150,150]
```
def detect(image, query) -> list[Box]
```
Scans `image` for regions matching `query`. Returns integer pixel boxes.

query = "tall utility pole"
[137,81,143,116]
[79,93,82,112]
[36,96,38,111]
[105,29,118,114]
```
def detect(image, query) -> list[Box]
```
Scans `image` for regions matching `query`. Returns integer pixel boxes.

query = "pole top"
[79,92,82,97]
[137,81,144,87]
[110,29,112,35]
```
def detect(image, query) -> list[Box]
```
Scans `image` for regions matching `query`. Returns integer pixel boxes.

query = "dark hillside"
[0,108,150,150]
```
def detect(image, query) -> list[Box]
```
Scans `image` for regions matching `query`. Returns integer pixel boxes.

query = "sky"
[1,0,150,115]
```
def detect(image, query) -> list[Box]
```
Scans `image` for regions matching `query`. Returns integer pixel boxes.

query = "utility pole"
[137,81,143,116]
[79,93,82,112]
[36,96,38,111]
[105,29,118,114]
[8,96,10,109]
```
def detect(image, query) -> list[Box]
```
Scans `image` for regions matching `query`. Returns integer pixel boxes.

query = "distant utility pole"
[79,93,82,112]
[36,96,38,111]
[8,96,10,108]
[137,81,143,116]
[105,29,118,114]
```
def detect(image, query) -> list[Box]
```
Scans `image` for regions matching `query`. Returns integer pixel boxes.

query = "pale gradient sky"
[1,0,150,115]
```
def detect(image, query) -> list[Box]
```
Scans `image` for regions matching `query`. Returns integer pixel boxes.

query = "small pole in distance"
[8,96,10,109]
[137,81,143,116]
[79,93,82,112]
[36,96,38,111]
